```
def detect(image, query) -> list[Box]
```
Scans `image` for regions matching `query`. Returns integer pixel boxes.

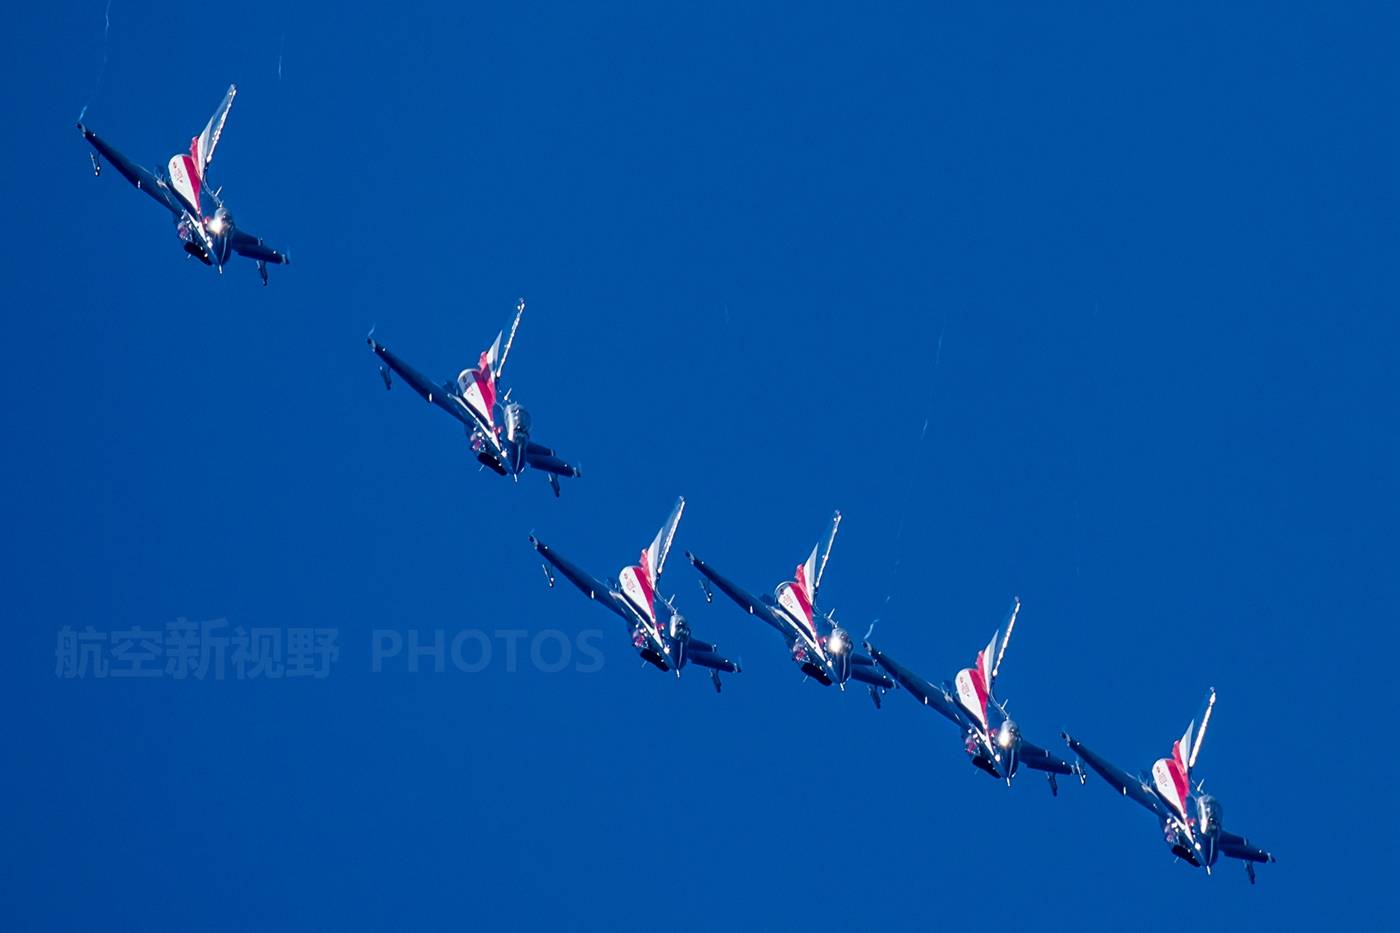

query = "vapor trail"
[876,317,947,627]
[78,1,114,123]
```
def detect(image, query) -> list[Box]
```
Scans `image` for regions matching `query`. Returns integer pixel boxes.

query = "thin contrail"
[78,1,114,123]
[877,317,948,625]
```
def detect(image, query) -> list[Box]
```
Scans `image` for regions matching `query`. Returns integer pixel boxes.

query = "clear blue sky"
[5,2,1395,930]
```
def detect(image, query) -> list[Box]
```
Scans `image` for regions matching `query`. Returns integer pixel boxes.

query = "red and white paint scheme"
[773,511,841,660]
[954,630,999,733]
[617,497,685,644]
[1151,688,1215,829]
[1152,726,1195,827]
[455,301,524,448]
[167,148,203,217]
[618,549,660,626]
[456,345,499,431]
[953,599,1019,738]
[166,85,236,217]
[775,548,824,655]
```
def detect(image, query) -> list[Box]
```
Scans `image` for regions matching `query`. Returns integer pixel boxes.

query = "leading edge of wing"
[79,125,181,215]
[530,535,628,622]
[1062,732,1168,819]
[369,338,473,427]
[686,553,789,636]
[864,642,964,727]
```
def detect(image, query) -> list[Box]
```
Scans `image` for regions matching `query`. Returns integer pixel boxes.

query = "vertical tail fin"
[618,497,685,626]
[484,331,504,379]
[1185,688,1216,771]
[166,85,236,217]
[778,511,841,647]
[194,84,236,175]
[456,337,501,429]
[1151,688,1216,824]
[493,299,524,380]
[804,510,841,603]
[989,597,1021,684]
[167,151,202,215]
[646,497,685,583]
[953,629,999,730]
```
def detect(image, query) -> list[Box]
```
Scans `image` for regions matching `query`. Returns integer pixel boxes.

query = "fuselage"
[615,570,670,666]
[956,697,1021,783]
[1154,789,1223,870]
[183,210,237,269]
[770,583,830,671]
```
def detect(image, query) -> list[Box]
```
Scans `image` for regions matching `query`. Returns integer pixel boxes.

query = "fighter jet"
[865,598,1082,793]
[369,299,580,495]
[77,84,289,284]
[530,497,740,691]
[1063,689,1277,882]
[687,511,893,707]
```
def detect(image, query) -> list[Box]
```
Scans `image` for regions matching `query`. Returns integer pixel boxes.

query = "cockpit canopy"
[504,401,531,442]
[1195,794,1223,837]
[996,718,1021,750]
[207,206,233,236]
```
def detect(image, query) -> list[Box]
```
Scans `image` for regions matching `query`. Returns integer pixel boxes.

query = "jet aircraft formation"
[79,84,1277,883]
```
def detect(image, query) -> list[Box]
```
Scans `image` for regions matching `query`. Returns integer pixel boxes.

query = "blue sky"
[4,2,1396,930]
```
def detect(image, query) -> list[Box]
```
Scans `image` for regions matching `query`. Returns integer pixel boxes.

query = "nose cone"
[1001,745,1018,783]
[1199,832,1219,870]
[506,440,527,476]
[831,648,851,686]
[993,720,1021,782]
[213,234,232,269]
